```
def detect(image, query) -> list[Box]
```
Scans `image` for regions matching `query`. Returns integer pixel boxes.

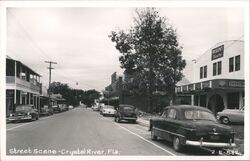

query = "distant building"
[176,40,244,114]
[6,56,42,116]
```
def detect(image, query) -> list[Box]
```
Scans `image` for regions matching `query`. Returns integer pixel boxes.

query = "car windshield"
[184,110,216,121]
[16,105,32,111]
[121,106,135,112]
[104,106,114,109]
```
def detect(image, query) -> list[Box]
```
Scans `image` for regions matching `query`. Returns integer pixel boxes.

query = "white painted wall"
[183,40,244,84]
[195,40,244,82]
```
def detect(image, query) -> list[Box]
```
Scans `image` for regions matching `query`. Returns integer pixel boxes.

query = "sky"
[6,7,244,91]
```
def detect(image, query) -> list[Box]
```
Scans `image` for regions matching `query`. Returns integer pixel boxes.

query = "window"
[200,65,207,79]
[200,67,203,79]
[218,61,222,75]
[204,66,207,78]
[213,61,222,76]
[229,57,234,72]
[213,63,217,76]
[167,109,177,119]
[235,55,240,71]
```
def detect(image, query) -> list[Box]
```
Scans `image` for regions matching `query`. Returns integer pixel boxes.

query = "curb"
[137,119,149,128]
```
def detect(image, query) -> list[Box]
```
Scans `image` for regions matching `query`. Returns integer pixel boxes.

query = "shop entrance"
[208,94,224,115]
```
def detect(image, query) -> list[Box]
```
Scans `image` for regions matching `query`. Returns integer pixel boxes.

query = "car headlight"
[10,114,13,117]
[27,112,30,115]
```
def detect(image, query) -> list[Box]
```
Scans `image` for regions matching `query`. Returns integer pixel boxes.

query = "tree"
[49,81,83,106]
[80,90,101,107]
[109,8,186,112]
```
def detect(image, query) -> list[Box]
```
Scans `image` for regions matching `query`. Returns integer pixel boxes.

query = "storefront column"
[198,95,200,106]
[222,94,228,109]
[191,95,194,105]
[239,92,244,109]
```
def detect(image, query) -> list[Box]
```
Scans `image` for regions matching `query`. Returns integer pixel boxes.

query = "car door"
[162,108,179,141]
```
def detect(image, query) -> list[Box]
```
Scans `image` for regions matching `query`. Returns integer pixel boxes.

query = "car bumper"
[186,140,236,148]
[103,112,115,115]
[8,115,32,121]
[121,117,137,120]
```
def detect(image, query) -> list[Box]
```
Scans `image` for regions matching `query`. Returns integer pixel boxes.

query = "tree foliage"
[109,8,186,110]
[81,90,101,107]
[49,82,101,107]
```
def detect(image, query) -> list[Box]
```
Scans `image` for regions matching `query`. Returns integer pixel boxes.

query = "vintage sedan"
[40,105,54,116]
[101,105,116,116]
[149,105,236,152]
[8,104,39,122]
[114,104,137,123]
[217,107,244,124]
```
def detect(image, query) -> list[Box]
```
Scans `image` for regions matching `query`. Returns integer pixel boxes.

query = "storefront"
[176,40,244,114]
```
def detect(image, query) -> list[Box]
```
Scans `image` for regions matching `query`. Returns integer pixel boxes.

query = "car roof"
[164,105,212,113]
[119,104,135,108]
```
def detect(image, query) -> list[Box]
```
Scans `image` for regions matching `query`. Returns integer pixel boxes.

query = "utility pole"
[45,61,57,107]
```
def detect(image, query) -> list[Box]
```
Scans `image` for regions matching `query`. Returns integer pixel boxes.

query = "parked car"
[92,105,99,111]
[59,104,69,112]
[149,105,236,152]
[52,105,61,113]
[69,105,74,109]
[40,105,54,116]
[114,104,137,123]
[101,105,116,116]
[8,104,39,122]
[217,107,244,124]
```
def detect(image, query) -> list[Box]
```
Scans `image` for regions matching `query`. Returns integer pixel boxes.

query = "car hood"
[104,109,115,112]
[185,120,232,133]
[13,110,30,115]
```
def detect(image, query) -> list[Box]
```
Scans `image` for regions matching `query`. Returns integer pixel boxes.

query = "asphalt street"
[6,107,212,156]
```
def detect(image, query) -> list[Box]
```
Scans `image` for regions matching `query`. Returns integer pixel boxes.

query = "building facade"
[6,56,42,116]
[176,40,244,114]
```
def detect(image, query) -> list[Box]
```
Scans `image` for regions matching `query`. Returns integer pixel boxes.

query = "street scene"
[1,1,248,160]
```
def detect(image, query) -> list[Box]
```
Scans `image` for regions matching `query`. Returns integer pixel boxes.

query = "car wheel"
[173,136,183,152]
[115,116,121,123]
[221,117,230,124]
[151,126,157,140]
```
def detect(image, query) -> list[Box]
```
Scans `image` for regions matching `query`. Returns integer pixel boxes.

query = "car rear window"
[184,110,216,121]
[16,105,32,111]
[121,106,135,111]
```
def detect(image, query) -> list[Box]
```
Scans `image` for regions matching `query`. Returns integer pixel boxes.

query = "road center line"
[114,122,176,156]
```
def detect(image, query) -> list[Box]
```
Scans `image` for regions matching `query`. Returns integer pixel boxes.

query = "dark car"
[114,104,137,123]
[40,105,54,116]
[149,105,236,152]
[52,105,61,113]
[8,104,39,122]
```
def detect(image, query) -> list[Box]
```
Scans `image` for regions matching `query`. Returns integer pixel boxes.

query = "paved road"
[6,107,211,156]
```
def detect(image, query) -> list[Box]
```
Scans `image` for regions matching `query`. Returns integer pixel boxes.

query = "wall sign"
[211,45,224,60]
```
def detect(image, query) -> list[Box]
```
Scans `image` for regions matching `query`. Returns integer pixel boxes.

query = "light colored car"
[101,105,116,116]
[217,107,244,124]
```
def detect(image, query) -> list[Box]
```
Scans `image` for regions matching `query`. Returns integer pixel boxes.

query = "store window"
[200,67,203,79]
[213,63,216,76]
[200,66,207,79]
[213,61,222,76]
[229,57,234,72]
[218,61,222,75]
[204,66,207,78]
[235,55,240,71]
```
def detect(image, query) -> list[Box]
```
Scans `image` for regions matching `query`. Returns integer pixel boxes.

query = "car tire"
[151,127,158,140]
[115,116,121,123]
[173,136,183,152]
[221,117,230,124]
